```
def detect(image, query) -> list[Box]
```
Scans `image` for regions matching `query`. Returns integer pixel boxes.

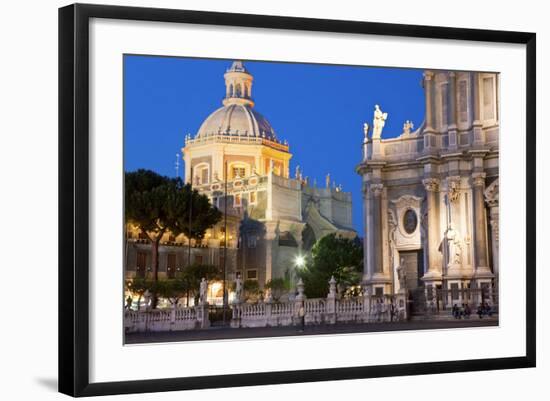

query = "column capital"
[422,178,440,192]
[423,71,435,81]
[370,183,384,196]
[472,172,486,187]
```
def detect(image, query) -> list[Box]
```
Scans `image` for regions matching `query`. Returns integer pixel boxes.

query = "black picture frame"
[59,3,536,397]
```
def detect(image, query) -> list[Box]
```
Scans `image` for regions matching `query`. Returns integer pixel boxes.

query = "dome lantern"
[223,60,254,107]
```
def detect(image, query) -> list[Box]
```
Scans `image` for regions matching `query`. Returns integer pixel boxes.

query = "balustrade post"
[326,276,337,324]
[170,303,176,331]
[265,297,272,327]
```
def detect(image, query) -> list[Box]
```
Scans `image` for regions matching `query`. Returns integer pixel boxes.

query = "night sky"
[124,55,426,234]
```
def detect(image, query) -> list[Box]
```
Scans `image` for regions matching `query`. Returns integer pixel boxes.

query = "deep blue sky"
[124,55,425,234]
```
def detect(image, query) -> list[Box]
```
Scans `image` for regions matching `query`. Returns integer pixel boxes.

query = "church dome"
[194,60,278,141]
[196,104,277,139]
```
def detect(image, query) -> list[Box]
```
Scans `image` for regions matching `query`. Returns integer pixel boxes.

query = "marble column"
[424,71,435,131]
[447,72,459,150]
[488,206,499,278]
[371,183,384,274]
[472,173,490,273]
[471,72,485,145]
[422,178,441,278]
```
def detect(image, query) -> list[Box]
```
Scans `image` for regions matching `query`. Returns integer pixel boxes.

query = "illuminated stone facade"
[125,61,355,296]
[357,70,499,308]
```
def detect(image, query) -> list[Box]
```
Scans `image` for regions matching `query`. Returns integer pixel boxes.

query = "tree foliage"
[265,277,292,302]
[125,169,222,307]
[245,280,261,302]
[297,233,363,298]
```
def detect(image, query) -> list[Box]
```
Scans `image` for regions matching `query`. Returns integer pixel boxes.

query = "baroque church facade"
[125,61,355,298]
[357,70,499,309]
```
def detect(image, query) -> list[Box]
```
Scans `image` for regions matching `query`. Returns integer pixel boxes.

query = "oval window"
[403,209,418,234]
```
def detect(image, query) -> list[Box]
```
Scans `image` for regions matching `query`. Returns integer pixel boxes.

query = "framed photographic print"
[58,3,536,397]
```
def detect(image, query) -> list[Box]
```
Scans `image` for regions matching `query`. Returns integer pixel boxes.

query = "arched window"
[229,162,248,179]
[235,83,242,97]
[194,163,210,185]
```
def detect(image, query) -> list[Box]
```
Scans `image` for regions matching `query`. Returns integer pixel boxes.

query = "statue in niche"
[372,104,388,139]
[388,210,401,289]
[445,224,462,266]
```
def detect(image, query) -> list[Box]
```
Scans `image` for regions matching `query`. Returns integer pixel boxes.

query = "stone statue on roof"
[372,104,388,139]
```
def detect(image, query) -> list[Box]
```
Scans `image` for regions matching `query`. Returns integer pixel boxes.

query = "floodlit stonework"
[125,61,355,300]
[357,70,499,311]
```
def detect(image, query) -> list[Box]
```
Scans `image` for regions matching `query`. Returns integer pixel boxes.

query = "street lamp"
[294,255,305,268]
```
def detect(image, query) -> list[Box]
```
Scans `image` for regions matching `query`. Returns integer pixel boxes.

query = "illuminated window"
[195,163,209,185]
[234,194,242,207]
[246,269,257,280]
[232,167,246,178]
[201,168,209,184]
[249,191,257,204]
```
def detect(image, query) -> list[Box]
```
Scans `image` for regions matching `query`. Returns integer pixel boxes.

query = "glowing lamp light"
[294,255,306,268]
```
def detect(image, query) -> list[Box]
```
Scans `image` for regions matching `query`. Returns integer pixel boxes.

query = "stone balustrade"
[125,289,408,333]
[231,293,407,328]
[124,304,209,333]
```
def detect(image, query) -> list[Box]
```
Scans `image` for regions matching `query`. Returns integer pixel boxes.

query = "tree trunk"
[151,238,160,308]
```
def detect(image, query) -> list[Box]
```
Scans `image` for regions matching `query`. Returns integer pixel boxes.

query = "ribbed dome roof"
[196,104,277,140]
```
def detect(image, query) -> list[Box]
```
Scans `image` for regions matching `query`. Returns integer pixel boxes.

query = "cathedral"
[357,70,499,310]
[125,61,355,300]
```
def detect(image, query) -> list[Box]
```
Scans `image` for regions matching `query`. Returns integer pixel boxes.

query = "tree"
[297,233,363,298]
[243,280,260,302]
[125,276,154,311]
[125,169,222,307]
[183,264,222,305]
[265,277,292,302]
[154,276,189,307]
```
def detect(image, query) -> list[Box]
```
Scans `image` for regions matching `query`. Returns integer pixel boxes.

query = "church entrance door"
[400,250,425,315]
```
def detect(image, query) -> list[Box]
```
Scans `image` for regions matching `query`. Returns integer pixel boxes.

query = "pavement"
[125,317,498,344]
